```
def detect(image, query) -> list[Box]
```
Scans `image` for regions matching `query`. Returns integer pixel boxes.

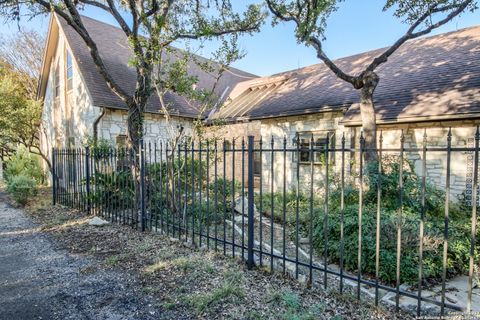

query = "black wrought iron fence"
[52,129,479,317]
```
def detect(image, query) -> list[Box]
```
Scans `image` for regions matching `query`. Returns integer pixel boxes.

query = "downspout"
[93,107,106,143]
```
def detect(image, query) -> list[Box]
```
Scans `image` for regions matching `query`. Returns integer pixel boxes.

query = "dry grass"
[24,189,413,320]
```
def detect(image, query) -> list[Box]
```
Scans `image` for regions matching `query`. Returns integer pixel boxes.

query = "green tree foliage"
[0,61,48,168]
[0,29,44,99]
[4,148,45,183]
[0,0,266,153]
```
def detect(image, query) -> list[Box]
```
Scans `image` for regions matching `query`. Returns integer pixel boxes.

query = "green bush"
[5,149,44,183]
[255,190,322,232]
[313,156,480,285]
[88,171,135,211]
[6,175,37,205]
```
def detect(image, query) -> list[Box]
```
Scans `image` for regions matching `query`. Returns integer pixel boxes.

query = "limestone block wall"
[203,121,261,186]
[98,109,194,147]
[40,28,101,177]
[256,112,480,204]
[350,120,480,203]
[259,111,352,194]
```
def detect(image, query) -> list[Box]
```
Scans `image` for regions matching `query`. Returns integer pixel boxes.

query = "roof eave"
[36,14,56,101]
[207,105,349,124]
[101,105,204,120]
[341,111,480,127]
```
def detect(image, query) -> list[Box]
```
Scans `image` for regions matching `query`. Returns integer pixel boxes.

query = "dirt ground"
[0,188,412,319]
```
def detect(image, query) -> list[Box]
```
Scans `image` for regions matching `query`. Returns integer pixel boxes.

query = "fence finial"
[476,126,480,141]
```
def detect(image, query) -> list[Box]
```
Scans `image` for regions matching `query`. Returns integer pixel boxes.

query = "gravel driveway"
[0,193,162,320]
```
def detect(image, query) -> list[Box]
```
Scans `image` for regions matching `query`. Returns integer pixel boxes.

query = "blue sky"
[1,0,479,76]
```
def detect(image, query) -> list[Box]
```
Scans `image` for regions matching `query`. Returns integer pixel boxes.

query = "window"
[66,51,73,91]
[116,135,128,148]
[295,131,335,164]
[54,61,60,98]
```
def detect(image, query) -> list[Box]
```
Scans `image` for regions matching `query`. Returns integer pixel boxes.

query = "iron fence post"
[52,148,56,205]
[85,146,91,214]
[247,136,255,270]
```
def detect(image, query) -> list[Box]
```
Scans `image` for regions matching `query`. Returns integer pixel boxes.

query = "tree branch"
[366,0,473,72]
[307,36,360,87]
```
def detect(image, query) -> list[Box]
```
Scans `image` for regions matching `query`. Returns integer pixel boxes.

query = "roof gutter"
[341,111,480,127]
[206,105,349,125]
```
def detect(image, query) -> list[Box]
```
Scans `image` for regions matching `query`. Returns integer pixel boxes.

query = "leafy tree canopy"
[0,60,43,164]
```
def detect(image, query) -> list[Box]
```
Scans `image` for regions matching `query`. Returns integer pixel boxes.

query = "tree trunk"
[126,92,148,228]
[359,71,379,163]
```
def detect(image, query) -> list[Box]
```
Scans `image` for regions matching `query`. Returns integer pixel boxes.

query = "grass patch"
[186,282,245,314]
[105,255,119,266]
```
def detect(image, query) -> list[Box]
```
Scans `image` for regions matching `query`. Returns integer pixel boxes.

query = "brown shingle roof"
[57,15,257,118]
[212,25,480,124]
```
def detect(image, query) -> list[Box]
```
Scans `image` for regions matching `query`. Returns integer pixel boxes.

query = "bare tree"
[153,37,245,214]
[0,29,44,99]
[265,0,477,161]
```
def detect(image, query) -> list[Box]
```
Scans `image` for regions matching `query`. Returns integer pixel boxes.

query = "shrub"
[5,149,44,184]
[6,174,37,205]
[255,190,323,237]
[313,156,480,285]
[88,171,135,211]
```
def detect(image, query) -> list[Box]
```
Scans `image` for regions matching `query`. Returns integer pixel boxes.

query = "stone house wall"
[259,111,351,194]
[40,26,101,173]
[350,119,480,203]
[98,109,194,148]
[204,121,261,186]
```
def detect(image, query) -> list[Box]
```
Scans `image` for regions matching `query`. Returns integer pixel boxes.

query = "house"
[207,25,480,201]
[38,14,480,202]
[37,14,257,160]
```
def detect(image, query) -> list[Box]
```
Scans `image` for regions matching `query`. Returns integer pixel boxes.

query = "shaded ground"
[0,192,168,320]
[0,188,412,319]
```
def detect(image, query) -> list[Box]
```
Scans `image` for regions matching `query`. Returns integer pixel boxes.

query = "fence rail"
[52,129,479,317]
